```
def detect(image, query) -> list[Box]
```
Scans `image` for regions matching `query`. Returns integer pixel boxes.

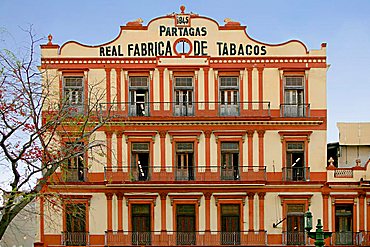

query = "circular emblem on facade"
[173,38,192,56]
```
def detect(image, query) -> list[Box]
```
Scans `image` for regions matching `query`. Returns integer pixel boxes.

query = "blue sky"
[1,0,369,142]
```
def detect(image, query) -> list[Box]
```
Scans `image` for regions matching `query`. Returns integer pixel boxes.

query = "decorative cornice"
[168,194,202,206]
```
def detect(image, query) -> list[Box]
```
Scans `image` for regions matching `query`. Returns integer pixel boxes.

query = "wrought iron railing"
[331,231,355,245]
[175,167,195,181]
[62,231,89,246]
[280,103,310,117]
[282,231,308,245]
[105,230,266,246]
[63,167,88,182]
[104,166,266,183]
[356,231,370,246]
[220,231,241,245]
[99,101,271,118]
[282,167,310,181]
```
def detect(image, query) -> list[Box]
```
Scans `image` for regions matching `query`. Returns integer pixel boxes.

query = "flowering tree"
[0,28,108,240]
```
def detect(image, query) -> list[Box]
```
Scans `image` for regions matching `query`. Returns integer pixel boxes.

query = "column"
[354,199,358,232]
[106,132,113,169]
[169,71,173,114]
[204,68,209,111]
[247,130,254,170]
[106,193,113,232]
[204,192,212,232]
[160,192,167,232]
[248,192,255,231]
[247,68,253,109]
[257,67,264,109]
[159,131,166,172]
[258,192,265,231]
[84,71,88,109]
[322,194,329,231]
[159,68,164,112]
[40,196,44,243]
[115,68,122,111]
[367,197,370,232]
[150,71,154,113]
[257,130,265,171]
[117,132,123,171]
[105,68,111,109]
[116,193,124,231]
[331,199,335,234]
[359,192,365,231]
[214,70,218,114]
[204,130,211,167]
[124,71,128,114]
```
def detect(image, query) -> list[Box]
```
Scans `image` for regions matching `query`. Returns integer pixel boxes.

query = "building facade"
[37,6,370,247]
[327,122,370,169]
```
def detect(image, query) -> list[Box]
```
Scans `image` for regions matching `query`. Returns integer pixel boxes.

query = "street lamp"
[304,210,332,247]
[304,210,313,232]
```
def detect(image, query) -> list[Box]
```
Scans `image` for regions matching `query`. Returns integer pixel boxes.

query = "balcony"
[62,231,89,246]
[334,168,354,178]
[63,167,88,182]
[280,103,310,117]
[99,101,270,118]
[282,167,310,182]
[105,230,266,246]
[330,231,370,246]
[282,231,308,245]
[104,166,266,183]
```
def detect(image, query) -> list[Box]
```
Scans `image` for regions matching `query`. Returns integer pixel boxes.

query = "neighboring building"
[36,6,370,247]
[0,199,37,247]
[327,123,370,168]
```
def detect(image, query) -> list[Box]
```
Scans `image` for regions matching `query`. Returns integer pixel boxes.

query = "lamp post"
[304,210,332,247]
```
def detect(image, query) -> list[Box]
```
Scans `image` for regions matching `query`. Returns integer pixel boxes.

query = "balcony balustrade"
[334,168,354,178]
[280,103,310,117]
[282,167,310,182]
[63,167,88,182]
[105,230,266,246]
[99,101,270,118]
[104,166,266,183]
[62,231,89,246]
[282,231,308,245]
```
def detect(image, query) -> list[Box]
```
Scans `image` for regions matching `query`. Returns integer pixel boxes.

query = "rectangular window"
[174,77,194,116]
[286,204,305,245]
[176,204,196,245]
[283,76,305,117]
[285,142,306,181]
[175,143,194,181]
[65,203,87,246]
[335,205,353,245]
[219,77,239,116]
[63,76,84,113]
[131,204,151,245]
[221,204,240,245]
[129,77,149,116]
[221,142,239,180]
[131,143,150,181]
[65,142,86,182]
